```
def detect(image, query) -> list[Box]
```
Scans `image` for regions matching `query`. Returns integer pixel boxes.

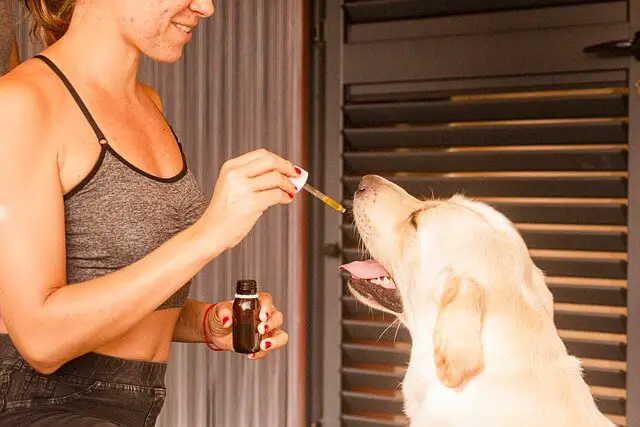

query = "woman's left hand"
[206,293,288,359]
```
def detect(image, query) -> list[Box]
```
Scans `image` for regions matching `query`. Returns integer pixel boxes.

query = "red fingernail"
[263,325,269,333]
[294,167,301,175]
[265,341,272,350]
[287,192,294,199]
[222,317,229,326]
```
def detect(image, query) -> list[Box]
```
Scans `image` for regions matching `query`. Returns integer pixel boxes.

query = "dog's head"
[341,175,552,389]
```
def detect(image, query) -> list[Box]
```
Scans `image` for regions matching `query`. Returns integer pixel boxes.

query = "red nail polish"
[222,317,229,326]
[294,167,301,175]
[265,341,272,350]
[263,325,269,333]
[287,192,294,199]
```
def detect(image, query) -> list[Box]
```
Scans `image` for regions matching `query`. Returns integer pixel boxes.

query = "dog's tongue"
[340,259,389,280]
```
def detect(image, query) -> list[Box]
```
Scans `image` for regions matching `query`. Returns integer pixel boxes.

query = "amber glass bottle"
[232,280,261,354]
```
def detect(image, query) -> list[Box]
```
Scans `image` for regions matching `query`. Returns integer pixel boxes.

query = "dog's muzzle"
[341,259,404,314]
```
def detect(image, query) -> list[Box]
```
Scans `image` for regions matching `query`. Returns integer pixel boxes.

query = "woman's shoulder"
[0,58,56,120]
[0,59,59,152]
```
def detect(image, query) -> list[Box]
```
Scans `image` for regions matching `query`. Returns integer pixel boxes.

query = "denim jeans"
[0,334,167,426]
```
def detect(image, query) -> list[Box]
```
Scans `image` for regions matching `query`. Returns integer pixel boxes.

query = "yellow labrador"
[341,175,614,427]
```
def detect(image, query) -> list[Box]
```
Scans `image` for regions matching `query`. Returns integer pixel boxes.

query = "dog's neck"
[401,281,568,382]
[400,302,568,423]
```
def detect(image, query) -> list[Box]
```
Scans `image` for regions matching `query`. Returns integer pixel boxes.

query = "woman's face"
[115,0,215,62]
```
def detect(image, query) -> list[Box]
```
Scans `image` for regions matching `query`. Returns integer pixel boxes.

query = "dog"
[340,175,615,427]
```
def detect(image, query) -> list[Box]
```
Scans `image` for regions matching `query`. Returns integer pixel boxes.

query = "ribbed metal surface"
[334,1,630,426]
[15,1,304,426]
[343,0,619,23]
[340,84,630,425]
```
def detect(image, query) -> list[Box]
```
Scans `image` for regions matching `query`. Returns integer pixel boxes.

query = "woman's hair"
[23,0,75,45]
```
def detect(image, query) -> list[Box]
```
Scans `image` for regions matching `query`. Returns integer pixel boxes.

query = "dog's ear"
[433,273,485,389]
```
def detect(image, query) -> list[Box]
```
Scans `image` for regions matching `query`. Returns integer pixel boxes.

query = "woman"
[0,0,296,425]
[0,0,20,75]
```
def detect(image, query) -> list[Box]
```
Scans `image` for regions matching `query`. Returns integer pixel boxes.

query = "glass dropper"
[301,183,345,213]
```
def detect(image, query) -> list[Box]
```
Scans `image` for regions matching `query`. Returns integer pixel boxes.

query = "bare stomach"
[0,308,182,363]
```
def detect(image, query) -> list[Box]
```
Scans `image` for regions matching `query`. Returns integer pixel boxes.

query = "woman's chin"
[142,45,186,64]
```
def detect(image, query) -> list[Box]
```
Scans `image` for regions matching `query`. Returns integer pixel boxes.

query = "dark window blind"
[330,2,631,426]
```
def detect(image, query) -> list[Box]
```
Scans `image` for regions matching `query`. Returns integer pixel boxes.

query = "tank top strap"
[34,55,107,145]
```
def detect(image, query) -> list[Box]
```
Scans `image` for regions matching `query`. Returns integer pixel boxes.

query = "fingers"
[263,329,288,350]
[215,303,233,328]
[219,150,299,213]
[222,148,272,169]
[249,329,289,360]
[259,310,283,335]
[250,171,297,196]
[253,189,293,210]
[249,350,267,360]
[243,153,299,179]
[204,302,233,351]
[247,294,286,360]
[258,293,274,322]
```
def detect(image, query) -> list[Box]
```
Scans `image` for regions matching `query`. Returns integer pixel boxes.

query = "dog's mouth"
[340,259,404,314]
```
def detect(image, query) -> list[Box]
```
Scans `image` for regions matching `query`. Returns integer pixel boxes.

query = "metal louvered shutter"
[309,1,640,427]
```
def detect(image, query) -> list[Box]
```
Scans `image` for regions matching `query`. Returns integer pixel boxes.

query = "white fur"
[351,175,615,427]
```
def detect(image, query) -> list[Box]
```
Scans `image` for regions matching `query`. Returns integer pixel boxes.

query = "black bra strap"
[34,55,107,144]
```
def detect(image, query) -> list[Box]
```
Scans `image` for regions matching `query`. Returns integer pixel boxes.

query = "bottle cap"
[236,279,258,295]
[289,166,309,193]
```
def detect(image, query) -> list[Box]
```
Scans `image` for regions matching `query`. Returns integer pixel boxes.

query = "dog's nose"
[358,175,382,192]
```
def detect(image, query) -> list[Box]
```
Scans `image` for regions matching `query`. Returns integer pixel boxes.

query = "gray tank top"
[36,55,208,310]
[0,0,14,76]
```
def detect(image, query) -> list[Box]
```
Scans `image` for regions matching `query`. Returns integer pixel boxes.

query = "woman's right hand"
[198,149,299,252]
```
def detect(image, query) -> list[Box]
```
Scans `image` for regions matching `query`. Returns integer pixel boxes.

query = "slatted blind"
[321,1,633,426]
[340,85,628,427]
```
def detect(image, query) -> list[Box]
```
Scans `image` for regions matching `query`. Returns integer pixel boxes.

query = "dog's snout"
[358,175,384,192]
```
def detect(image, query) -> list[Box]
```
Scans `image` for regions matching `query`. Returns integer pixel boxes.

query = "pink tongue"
[340,259,389,280]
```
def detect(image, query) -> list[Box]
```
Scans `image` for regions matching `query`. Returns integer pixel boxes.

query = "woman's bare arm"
[0,80,224,374]
[0,71,297,374]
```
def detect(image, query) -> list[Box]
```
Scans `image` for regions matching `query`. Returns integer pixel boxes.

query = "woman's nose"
[190,0,215,18]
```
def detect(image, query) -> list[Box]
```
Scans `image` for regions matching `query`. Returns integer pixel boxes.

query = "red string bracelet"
[203,303,224,352]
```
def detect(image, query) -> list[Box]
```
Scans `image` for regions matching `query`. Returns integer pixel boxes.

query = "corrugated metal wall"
[14,1,305,425]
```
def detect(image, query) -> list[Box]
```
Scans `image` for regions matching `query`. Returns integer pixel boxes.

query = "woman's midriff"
[0,308,182,363]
